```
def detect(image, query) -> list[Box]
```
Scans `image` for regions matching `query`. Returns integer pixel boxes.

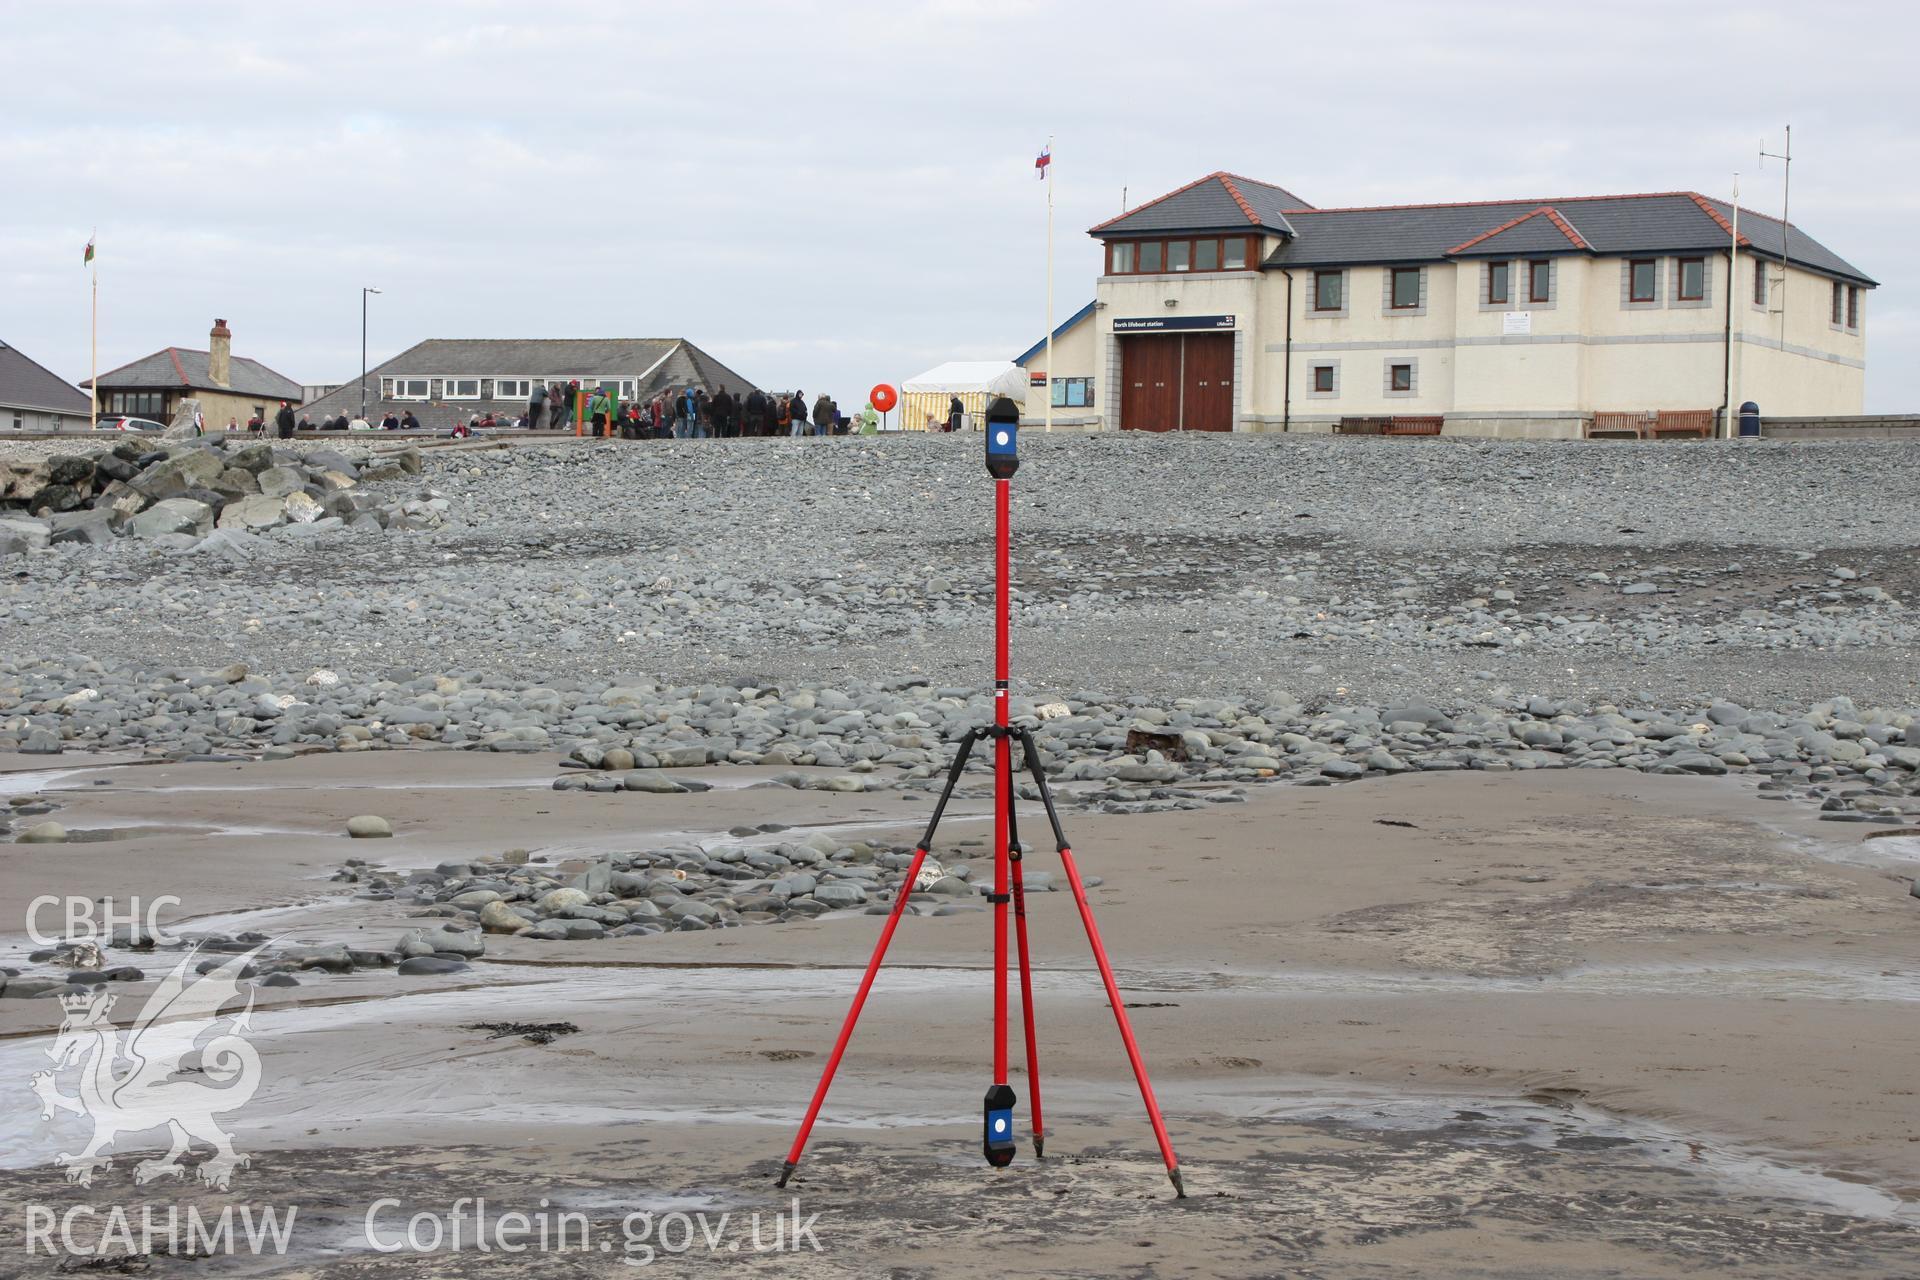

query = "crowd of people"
[242,380,924,441]
[524,380,874,440]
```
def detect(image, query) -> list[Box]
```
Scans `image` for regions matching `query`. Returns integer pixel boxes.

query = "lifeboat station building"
[1016,172,1872,437]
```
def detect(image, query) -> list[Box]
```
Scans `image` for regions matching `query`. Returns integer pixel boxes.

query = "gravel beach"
[3,433,1918,1276]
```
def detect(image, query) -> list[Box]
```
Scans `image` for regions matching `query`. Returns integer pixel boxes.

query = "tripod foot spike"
[775,1161,796,1189]
[1168,1167,1186,1199]
[1033,1135,1044,1160]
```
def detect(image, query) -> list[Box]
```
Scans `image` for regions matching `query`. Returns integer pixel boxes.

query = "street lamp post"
[361,287,382,420]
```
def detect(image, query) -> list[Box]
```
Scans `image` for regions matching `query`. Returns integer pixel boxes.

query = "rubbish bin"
[1738,401,1761,438]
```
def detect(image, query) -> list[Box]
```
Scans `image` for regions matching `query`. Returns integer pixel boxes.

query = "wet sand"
[1,750,1917,1276]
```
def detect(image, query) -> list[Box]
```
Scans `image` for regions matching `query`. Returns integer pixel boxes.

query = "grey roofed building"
[1092,178,1872,285]
[299,337,761,428]
[89,345,303,400]
[0,339,91,430]
[1091,172,1313,238]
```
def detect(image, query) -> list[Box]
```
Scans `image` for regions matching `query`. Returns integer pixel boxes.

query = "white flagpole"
[90,234,98,430]
[1726,175,1740,439]
[1044,137,1055,435]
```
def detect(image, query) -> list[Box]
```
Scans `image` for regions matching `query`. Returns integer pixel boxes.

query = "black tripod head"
[984,396,1020,479]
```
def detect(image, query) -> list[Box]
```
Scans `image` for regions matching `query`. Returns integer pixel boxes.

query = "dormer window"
[1104,236,1260,276]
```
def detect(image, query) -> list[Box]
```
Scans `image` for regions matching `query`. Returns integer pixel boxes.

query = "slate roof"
[88,346,303,399]
[1092,175,1873,285]
[297,337,761,427]
[0,340,91,414]
[1091,172,1313,237]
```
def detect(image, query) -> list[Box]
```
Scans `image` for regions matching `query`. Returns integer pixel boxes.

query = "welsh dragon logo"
[30,945,267,1190]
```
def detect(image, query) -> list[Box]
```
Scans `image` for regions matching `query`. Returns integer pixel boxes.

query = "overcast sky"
[4,0,1913,411]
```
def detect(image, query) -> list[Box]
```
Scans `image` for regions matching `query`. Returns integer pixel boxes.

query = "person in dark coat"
[947,396,964,433]
[528,381,549,431]
[743,388,767,436]
[274,401,296,440]
[711,387,735,439]
[401,409,421,430]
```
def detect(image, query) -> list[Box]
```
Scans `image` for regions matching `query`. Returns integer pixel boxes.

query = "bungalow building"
[1017,172,1872,436]
[299,337,758,428]
[0,339,90,432]
[85,319,304,429]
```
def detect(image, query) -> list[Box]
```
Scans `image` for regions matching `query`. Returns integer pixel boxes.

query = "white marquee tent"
[899,361,1029,432]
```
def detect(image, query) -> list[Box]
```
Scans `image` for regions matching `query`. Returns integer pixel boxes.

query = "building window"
[494,378,531,400]
[386,377,429,400]
[1487,261,1510,305]
[1677,257,1706,302]
[1389,267,1421,309]
[1313,270,1344,312]
[1847,286,1860,329]
[1389,363,1412,392]
[10,409,21,431]
[1050,377,1094,408]
[1138,241,1163,273]
[1223,238,1248,270]
[1383,358,1418,397]
[1831,280,1844,325]
[1109,242,1134,274]
[1166,240,1191,272]
[1629,258,1657,303]
[445,378,481,399]
[1193,239,1219,271]
[1313,365,1335,393]
[1528,259,1551,303]
[1753,260,1767,306]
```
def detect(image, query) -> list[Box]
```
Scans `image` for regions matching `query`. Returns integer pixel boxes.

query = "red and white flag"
[1034,146,1050,180]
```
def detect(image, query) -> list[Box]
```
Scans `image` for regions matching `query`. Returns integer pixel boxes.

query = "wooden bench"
[1648,409,1715,439]
[1335,417,1388,435]
[1588,411,1650,439]
[1383,415,1444,436]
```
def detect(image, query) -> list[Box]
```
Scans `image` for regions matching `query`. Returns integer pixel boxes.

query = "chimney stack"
[208,318,232,388]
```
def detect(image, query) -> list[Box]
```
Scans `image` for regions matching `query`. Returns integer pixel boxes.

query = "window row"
[1106,235,1259,276]
[1484,259,1553,306]
[1049,376,1095,408]
[382,376,640,401]
[1307,359,1417,395]
[107,391,167,417]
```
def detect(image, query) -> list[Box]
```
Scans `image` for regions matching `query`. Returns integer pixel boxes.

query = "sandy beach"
[3,747,1916,1276]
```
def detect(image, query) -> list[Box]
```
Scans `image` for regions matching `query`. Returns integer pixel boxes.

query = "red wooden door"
[1181,333,1234,431]
[1120,336,1179,432]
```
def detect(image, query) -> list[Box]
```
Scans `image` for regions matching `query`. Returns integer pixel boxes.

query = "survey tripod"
[774,397,1184,1198]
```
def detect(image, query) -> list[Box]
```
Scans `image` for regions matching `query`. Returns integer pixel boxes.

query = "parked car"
[94,416,167,433]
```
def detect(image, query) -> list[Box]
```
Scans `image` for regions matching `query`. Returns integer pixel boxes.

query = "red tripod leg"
[1057,842,1183,1196]
[1009,848,1046,1157]
[775,844,930,1188]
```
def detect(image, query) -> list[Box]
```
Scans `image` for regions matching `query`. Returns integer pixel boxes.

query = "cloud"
[1,0,1908,410]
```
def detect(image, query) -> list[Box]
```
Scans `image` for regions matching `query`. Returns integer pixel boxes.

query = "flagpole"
[90,257,98,431]
[1044,135,1054,435]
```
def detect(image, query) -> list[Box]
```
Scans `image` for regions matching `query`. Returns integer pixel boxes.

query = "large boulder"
[46,455,96,486]
[0,516,52,551]
[1,460,50,503]
[27,483,88,515]
[215,494,289,531]
[230,443,276,473]
[130,448,225,501]
[257,466,306,499]
[282,491,324,523]
[211,467,261,500]
[96,480,152,520]
[49,508,120,546]
[128,497,214,539]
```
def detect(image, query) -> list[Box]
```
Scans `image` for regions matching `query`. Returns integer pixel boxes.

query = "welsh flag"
[83,236,94,266]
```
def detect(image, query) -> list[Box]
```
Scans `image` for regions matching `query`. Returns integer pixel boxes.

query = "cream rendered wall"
[1732,260,1866,416]
[1265,262,1459,423]
[1016,310,1099,425]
